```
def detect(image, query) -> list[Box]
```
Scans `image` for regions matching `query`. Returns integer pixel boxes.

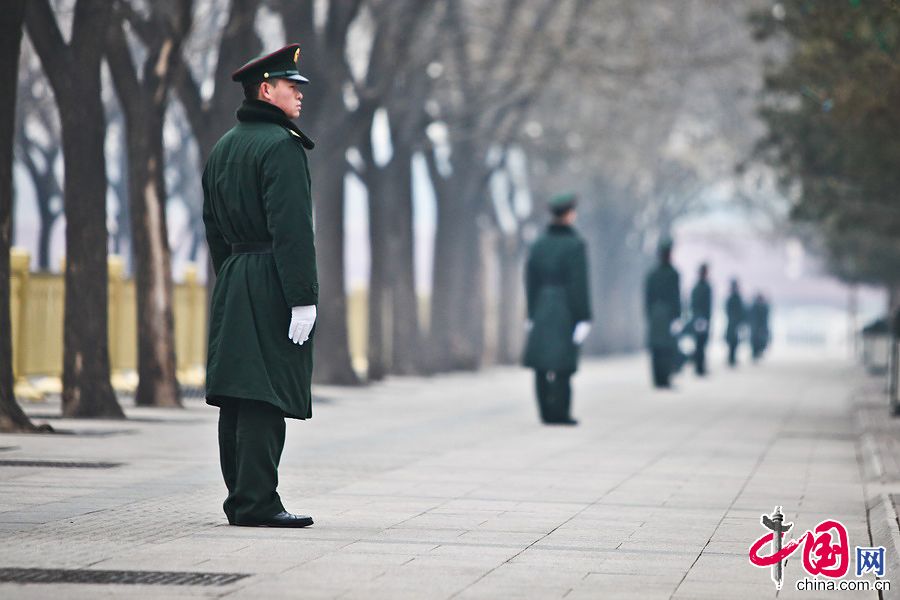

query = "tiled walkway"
[0,353,892,599]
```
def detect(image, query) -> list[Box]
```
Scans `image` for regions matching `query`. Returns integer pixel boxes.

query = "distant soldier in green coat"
[748,293,770,361]
[644,238,681,388]
[725,279,746,367]
[203,44,317,528]
[523,193,592,425]
[689,263,712,376]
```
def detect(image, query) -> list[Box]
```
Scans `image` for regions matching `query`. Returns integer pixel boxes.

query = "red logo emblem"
[749,507,850,588]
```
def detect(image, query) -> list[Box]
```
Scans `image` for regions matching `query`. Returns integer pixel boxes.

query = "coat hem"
[206,388,310,420]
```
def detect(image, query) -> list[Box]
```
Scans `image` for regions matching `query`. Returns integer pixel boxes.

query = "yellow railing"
[344,289,430,375]
[10,248,207,400]
[9,247,423,399]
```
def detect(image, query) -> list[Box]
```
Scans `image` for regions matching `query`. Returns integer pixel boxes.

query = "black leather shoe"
[237,511,314,528]
[543,418,578,426]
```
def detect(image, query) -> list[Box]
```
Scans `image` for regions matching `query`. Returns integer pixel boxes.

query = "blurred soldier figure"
[523,193,592,425]
[689,263,712,376]
[725,279,746,367]
[203,45,317,528]
[749,293,771,361]
[644,238,681,388]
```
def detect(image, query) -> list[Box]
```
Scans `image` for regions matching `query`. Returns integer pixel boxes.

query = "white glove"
[525,320,533,333]
[572,321,591,345]
[288,305,317,345]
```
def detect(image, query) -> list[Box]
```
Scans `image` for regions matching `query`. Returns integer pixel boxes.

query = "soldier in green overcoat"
[748,293,770,361]
[689,263,712,376]
[522,193,592,425]
[644,238,681,388]
[203,44,317,528]
[725,279,746,367]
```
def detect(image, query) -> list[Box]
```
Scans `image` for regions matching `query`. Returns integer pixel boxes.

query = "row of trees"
[1,0,765,431]
[753,0,900,303]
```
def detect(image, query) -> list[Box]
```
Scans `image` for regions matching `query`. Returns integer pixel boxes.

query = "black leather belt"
[541,277,565,286]
[231,242,273,254]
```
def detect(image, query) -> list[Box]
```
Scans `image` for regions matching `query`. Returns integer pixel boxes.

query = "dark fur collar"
[236,99,315,150]
[548,224,575,234]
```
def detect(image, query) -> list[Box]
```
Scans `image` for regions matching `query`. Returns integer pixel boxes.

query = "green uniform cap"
[548,192,577,214]
[657,237,674,253]
[232,43,309,84]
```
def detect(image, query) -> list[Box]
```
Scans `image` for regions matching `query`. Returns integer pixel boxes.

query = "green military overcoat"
[522,224,592,372]
[203,99,318,419]
[690,280,712,334]
[749,299,769,349]
[644,263,681,349]
[725,292,745,345]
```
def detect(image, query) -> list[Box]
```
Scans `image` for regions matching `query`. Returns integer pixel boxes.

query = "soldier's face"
[261,79,303,119]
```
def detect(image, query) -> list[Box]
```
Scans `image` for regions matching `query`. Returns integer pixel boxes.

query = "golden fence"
[9,246,421,400]
[10,248,207,400]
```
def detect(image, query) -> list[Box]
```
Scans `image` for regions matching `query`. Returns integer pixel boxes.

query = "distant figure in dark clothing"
[644,238,681,388]
[689,263,712,376]
[523,193,592,425]
[749,293,770,361]
[725,279,746,367]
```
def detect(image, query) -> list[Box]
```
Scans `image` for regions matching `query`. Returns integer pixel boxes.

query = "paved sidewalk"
[0,353,892,599]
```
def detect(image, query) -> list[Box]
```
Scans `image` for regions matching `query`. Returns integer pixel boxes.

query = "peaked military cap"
[548,192,577,215]
[657,237,674,253]
[232,43,310,84]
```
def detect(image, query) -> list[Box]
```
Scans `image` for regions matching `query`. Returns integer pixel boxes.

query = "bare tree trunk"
[353,2,434,379]
[428,158,465,369]
[171,0,261,318]
[26,0,123,418]
[15,43,65,271]
[363,141,426,377]
[365,166,390,380]
[428,149,487,371]
[428,171,464,369]
[116,106,179,407]
[107,109,131,262]
[34,169,60,271]
[496,232,526,364]
[106,3,188,408]
[888,285,900,316]
[0,0,45,433]
[57,99,121,418]
[174,0,260,164]
[361,123,423,378]
[15,137,62,270]
[481,227,500,365]
[311,156,360,385]
[366,269,389,380]
[430,207,484,369]
[384,146,423,374]
[36,207,56,270]
[132,119,179,408]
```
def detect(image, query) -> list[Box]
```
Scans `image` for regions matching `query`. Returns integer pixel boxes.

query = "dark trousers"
[651,348,673,388]
[751,342,765,361]
[728,342,739,366]
[535,370,573,423]
[693,333,708,376]
[218,398,286,524]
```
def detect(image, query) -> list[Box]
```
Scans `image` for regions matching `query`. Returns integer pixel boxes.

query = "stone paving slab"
[0,353,895,598]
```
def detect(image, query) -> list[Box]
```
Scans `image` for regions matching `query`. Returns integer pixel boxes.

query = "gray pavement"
[0,352,895,599]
